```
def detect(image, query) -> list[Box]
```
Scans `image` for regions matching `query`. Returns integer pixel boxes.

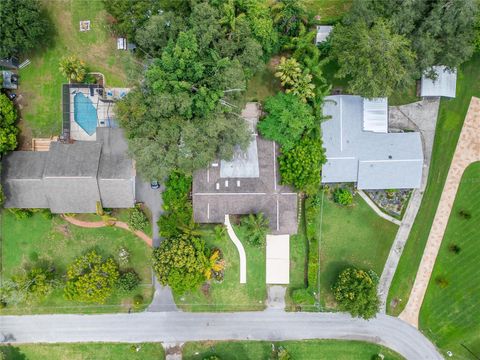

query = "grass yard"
[318,191,398,309]
[419,162,480,359]
[173,225,266,311]
[182,339,404,360]
[244,65,281,103]
[0,343,165,360]
[0,211,153,314]
[386,54,480,316]
[17,0,134,140]
[303,0,353,24]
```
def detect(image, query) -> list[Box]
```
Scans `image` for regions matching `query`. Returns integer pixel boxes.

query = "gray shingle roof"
[321,95,424,189]
[1,128,135,213]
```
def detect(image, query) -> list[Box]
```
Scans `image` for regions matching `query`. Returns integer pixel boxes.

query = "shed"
[266,235,290,284]
[363,98,388,133]
[316,26,333,44]
[421,66,457,98]
[2,71,18,89]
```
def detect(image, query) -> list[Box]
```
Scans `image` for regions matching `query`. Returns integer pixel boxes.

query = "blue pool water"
[74,93,98,136]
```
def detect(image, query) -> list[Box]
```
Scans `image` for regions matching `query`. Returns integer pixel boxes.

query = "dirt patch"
[54,224,72,238]
[17,119,33,150]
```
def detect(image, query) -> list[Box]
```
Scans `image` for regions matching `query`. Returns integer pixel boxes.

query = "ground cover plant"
[0,211,152,314]
[182,339,404,360]
[0,94,19,154]
[387,54,480,316]
[419,162,480,359]
[0,342,165,360]
[16,0,133,139]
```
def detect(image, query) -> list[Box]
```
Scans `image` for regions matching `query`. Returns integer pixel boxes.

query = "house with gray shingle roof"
[321,95,424,189]
[1,128,135,212]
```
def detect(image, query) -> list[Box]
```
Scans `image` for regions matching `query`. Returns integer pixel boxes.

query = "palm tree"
[204,248,225,280]
[275,57,302,87]
[241,213,269,247]
[286,72,316,102]
[59,56,87,83]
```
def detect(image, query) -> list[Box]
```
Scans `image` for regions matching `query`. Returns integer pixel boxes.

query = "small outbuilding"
[420,65,457,98]
[315,25,333,45]
[1,70,18,89]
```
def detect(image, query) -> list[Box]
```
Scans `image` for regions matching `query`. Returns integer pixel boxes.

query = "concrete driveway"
[0,312,442,359]
[135,177,177,311]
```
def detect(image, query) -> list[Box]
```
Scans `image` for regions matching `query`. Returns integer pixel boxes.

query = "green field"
[303,0,352,24]
[387,54,480,316]
[173,225,266,311]
[419,162,480,359]
[0,343,165,360]
[318,192,398,308]
[182,340,404,360]
[18,0,134,139]
[0,211,153,314]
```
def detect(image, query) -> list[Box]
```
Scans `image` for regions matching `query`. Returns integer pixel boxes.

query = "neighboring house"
[321,95,424,189]
[1,128,135,212]
[315,25,333,45]
[2,70,18,89]
[192,103,298,235]
[420,65,457,98]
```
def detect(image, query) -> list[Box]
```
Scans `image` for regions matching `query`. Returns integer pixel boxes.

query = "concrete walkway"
[266,286,286,311]
[0,312,442,359]
[377,99,440,312]
[62,215,152,247]
[400,96,480,327]
[357,190,401,225]
[224,215,247,283]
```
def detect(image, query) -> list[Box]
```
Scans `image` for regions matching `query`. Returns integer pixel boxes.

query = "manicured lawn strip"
[419,162,480,359]
[319,192,398,309]
[303,0,353,24]
[182,339,404,360]
[18,0,134,137]
[0,343,165,360]
[174,225,266,311]
[0,211,153,314]
[386,54,480,316]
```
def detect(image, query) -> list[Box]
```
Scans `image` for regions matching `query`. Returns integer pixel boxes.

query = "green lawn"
[244,65,281,103]
[419,162,480,359]
[304,0,353,24]
[173,224,266,311]
[182,340,404,360]
[18,0,134,138]
[318,192,398,308]
[0,343,165,360]
[387,54,480,316]
[0,211,153,314]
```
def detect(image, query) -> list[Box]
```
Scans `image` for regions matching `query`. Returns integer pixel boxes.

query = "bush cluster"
[128,205,149,231]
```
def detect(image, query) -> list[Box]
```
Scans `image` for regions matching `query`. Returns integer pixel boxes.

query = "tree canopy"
[0,0,49,58]
[258,92,315,151]
[116,1,278,181]
[152,234,208,294]
[332,267,379,319]
[331,19,416,98]
[0,94,18,154]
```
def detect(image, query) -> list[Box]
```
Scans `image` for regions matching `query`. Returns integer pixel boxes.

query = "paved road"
[378,99,440,312]
[0,312,442,359]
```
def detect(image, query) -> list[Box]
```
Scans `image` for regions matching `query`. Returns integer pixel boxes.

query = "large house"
[1,128,135,213]
[192,103,298,235]
[321,95,424,189]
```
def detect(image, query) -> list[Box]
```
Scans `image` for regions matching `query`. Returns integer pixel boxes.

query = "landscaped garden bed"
[0,210,153,314]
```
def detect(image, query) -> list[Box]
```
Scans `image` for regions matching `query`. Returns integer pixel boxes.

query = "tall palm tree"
[59,56,87,83]
[241,213,269,247]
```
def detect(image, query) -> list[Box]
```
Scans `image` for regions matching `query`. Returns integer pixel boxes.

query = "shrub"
[332,267,379,319]
[128,205,149,231]
[133,294,144,306]
[40,209,54,219]
[8,208,34,220]
[333,188,353,206]
[118,247,130,266]
[241,213,269,247]
[459,210,472,219]
[291,288,315,305]
[448,244,461,254]
[203,356,221,360]
[435,276,449,288]
[59,56,87,83]
[118,270,141,292]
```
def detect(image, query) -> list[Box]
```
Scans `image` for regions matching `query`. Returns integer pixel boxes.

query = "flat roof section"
[266,234,290,284]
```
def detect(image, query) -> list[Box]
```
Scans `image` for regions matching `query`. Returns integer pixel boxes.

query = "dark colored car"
[150,181,160,189]
[7,93,16,101]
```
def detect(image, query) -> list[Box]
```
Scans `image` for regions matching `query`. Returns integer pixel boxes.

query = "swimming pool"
[74,92,98,136]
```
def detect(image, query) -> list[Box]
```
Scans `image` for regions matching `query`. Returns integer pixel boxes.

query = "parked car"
[7,93,16,101]
[150,181,160,189]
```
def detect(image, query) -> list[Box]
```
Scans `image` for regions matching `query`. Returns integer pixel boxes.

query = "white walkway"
[224,215,247,283]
